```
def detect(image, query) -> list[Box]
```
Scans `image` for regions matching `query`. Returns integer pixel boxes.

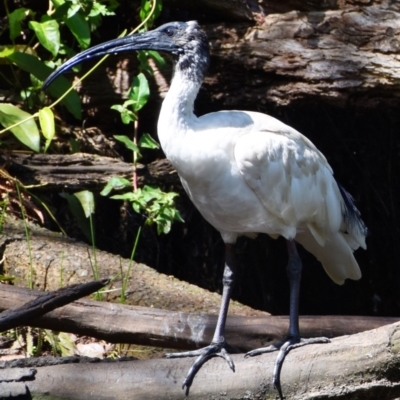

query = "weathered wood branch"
[1,153,178,192]
[0,283,396,352]
[0,280,108,332]
[160,0,387,22]
[0,217,264,317]
[201,4,400,108]
[2,322,400,399]
[258,0,365,14]
[163,0,257,21]
[84,2,400,115]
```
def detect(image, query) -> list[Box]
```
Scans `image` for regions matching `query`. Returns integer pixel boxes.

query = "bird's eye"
[165,28,174,37]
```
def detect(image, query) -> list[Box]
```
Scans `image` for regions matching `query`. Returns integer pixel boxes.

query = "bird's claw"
[246,336,330,400]
[166,342,236,395]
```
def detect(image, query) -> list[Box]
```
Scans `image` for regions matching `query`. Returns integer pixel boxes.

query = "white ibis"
[43,21,367,399]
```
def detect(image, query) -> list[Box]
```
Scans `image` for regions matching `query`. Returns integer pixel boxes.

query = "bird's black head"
[42,21,210,89]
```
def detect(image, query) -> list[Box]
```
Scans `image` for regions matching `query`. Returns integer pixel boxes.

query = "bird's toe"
[166,342,236,395]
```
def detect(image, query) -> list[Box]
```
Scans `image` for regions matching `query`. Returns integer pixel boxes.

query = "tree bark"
[1,321,400,399]
[202,3,400,109]
[0,217,263,317]
[1,283,396,352]
[0,280,108,332]
[1,153,178,192]
[163,0,257,21]
[74,0,400,127]
[150,0,389,22]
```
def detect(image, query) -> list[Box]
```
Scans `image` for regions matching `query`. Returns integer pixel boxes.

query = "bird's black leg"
[166,243,238,394]
[246,239,329,399]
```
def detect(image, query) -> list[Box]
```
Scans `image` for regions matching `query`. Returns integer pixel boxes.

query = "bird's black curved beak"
[42,29,180,89]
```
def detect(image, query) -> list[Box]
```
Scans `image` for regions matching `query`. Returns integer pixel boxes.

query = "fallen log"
[0,217,267,318]
[0,280,108,332]
[73,1,400,134]
[1,153,178,192]
[0,284,397,351]
[2,322,400,399]
[203,5,400,109]
[163,0,257,21]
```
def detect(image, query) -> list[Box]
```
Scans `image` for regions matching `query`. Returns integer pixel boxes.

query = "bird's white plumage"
[43,21,367,396]
[158,50,365,286]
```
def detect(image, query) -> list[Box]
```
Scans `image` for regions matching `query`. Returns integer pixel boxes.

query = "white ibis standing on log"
[43,21,368,399]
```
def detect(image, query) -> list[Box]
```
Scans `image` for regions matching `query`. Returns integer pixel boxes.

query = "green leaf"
[0,46,16,58]
[148,50,167,69]
[140,185,160,202]
[111,104,137,124]
[0,103,40,152]
[137,51,153,75]
[0,274,16,282]
[111,192,135,201]
[129,73,149,112]
[110,104,124,113]
[0,45,36,61]
[114,135,140,153]
[39,107,55,152]
[140,0,162,27]
[50,0,90,48]
[139,133,159,149]
[8,52,82,119]
[89,3,115,17]
[39,107,55,139]
[50,2,70,20]
[74,190,95,218]
[60,192,91,240]
[67,4,81,19]
[173,209,184,223]
[29,20,60,57]
[101,176,131,196]
[50,0,65,8]
[65,11,91,49]
[8,8,32,40]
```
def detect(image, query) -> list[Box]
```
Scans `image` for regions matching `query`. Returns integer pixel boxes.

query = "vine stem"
[133,119,139,191]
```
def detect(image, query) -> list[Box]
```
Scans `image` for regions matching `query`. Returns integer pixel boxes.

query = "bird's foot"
[166,342,237,395]
[246,336,329,399]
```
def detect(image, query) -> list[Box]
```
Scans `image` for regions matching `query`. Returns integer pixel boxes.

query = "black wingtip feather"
[338,183,368,238]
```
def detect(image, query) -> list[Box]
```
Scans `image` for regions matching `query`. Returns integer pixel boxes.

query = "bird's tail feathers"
[296,230,362,285]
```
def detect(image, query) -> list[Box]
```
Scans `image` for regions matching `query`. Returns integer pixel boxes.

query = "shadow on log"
[0,153,178,192]
[0,280,109,332]
[2,322,400,399]
[0,283,397,352]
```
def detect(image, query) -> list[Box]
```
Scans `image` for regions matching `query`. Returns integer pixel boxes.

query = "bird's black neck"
[174,30,210,85]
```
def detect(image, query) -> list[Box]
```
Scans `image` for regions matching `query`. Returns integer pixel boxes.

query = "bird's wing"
[234,112,343,244]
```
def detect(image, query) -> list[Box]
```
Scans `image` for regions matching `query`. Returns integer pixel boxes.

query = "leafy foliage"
[106,0,183,235]
[0,0,118,151]
[112,186,183,234]
[2,0,181,270]
[0,103,40,152]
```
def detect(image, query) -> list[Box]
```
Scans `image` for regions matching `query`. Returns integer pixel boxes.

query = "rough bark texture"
[163,0,257,21]
[1,283,397,352]
[76,0,400,127]
[204,4,400,109]
[1,322,400,399]
[0,217,263,317]
[0,280,108,331]
[1,153,178,192]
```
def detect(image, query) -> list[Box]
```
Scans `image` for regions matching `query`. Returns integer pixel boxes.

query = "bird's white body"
[44,20,367,397]
[158,67,366,285]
